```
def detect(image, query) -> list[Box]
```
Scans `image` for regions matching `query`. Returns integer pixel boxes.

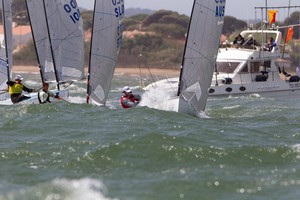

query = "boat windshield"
[216,62,240,73]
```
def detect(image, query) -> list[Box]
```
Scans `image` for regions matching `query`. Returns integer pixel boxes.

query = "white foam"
[51,178,117,200]
[140,87,178,112]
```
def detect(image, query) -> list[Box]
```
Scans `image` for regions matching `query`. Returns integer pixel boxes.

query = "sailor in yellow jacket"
[6,75,35,104]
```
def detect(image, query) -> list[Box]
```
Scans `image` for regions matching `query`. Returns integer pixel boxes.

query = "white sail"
[26,0,56,82]
[177,0,226,115]
[87,0,125,105]
[44,0,84,82]
[0,0,12,92]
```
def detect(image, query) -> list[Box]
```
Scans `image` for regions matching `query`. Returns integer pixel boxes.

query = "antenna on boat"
[138,53,144,87]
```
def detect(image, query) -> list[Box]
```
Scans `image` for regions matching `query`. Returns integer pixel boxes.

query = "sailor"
[120,86,141,109]
[244,34,259,46]
[6,75,35,104]
[267,37,276,51]
[38,82,61,104]
[233,34,244,46]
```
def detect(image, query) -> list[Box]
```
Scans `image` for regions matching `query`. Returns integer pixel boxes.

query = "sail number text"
[64,0,81,24]
[112,0,124,17]
[215,0,225,17]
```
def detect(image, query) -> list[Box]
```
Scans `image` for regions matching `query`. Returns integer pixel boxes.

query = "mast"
[265,0,268,22]
[177,0,196,97]
[2,0,10,82]
[42,0,60,90]
[86,0,97,104]
[25,0,45,84]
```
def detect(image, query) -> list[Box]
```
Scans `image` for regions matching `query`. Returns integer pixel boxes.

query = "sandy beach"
[12,65,180,77]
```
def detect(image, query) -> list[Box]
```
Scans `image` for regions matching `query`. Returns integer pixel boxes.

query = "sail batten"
[178,0,226,115]
[87,0,125,105]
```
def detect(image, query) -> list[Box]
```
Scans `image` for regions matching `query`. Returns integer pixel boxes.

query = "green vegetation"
[8,0,300,68]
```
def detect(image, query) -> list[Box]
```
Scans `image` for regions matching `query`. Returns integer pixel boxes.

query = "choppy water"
[1,73,300,200]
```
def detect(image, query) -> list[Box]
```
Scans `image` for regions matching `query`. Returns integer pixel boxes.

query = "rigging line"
[144,60,159,88]
[140,54,156,87]
[138,54,143,87]
[177,0,197,97]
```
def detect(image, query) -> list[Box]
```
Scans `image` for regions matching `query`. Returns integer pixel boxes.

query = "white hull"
[0,89,69,105]
[144,29,300,99]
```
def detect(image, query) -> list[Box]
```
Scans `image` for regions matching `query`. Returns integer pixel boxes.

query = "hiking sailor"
[120,86,141,108]
[6,75,36,104]
[38,82,61,103]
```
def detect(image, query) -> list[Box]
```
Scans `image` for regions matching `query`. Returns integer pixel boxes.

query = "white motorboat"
[144,28,300,98]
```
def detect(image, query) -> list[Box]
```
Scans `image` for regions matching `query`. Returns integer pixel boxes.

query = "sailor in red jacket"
[120,86,141,108]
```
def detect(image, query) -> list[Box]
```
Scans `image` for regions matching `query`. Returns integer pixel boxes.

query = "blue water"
[1,73,300,200]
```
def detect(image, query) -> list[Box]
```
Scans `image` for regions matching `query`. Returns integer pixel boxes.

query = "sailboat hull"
[0,89,69,105]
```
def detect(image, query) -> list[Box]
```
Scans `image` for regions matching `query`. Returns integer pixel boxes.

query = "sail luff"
[177,0,196,97]
[1,0,12,83]
[87,0,125,105]
[42,0,60,90]
[25,0,45,84]
[86,0,98,104]
[26,0,57,83]
[178,0,226,115]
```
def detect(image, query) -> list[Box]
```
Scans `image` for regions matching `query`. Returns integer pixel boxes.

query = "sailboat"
[0,0,12,101]
[86,0,125,105]
[143,0,226,116]
[11,0,85,104]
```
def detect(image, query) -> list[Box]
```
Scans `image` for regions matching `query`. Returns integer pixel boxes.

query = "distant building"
[0,24,32,50]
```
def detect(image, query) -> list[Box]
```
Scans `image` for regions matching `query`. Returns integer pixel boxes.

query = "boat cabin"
[209,28,300,96]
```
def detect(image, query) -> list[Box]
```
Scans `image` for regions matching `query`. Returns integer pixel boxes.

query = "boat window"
[250,62,260,73]
[241,64,248,73]
[216,62,240,73]
[263,61,271,68]
[249,61,271,73]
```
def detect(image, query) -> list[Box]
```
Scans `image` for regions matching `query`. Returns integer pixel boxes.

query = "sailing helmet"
[15,75,23,81]
[122,86,132,93]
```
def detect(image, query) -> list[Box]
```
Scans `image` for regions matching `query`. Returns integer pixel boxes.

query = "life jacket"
[120,95,137,109]
[9,83,23,95]
[38,90,50,104]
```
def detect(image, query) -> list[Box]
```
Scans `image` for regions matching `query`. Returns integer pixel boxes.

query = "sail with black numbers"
[44,0,84,83]
[86,0,125,105]
[177,0,226,115]
[26,0,84,86]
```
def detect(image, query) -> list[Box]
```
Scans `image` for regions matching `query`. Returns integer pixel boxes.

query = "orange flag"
[268,10,278,24]
[285,27,294,43]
